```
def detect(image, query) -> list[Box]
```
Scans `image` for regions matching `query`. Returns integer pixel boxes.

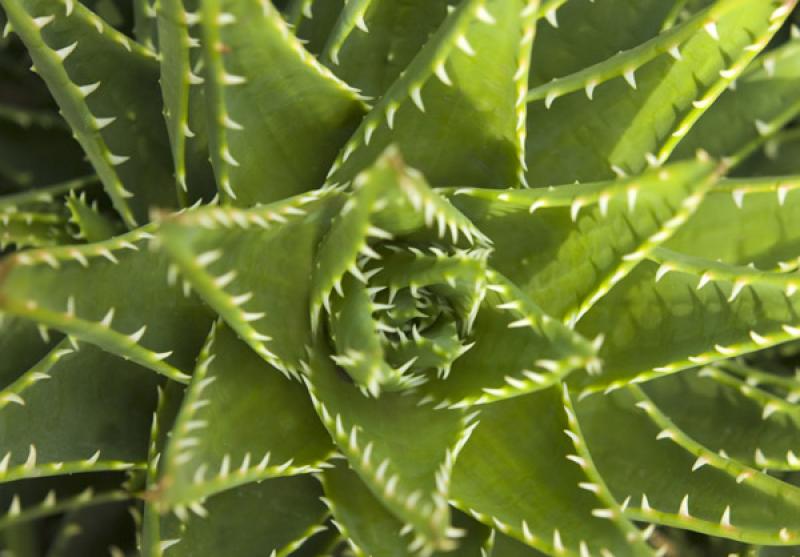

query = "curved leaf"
[450,386,651,556]
[157,323,334,507]
[578,386,800,545]
[199,0,365,205]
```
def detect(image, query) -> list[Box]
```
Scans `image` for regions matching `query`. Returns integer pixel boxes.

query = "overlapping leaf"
[448,158,719,325]
[199,0,365,205]
[158,188,343,376]
[0,226,214,381]
[321,0,457,100]
[450,386,652,556]
[573,249,800,393]
[524,0,795,185]
[157,323,334,507]
[320,460,491,557]
[666,176,800,270]
[672,35,800,166]
[0,340,158,483]
[303,345,472,554]
[328,0,537,188]
[0,0,177,225]
[643,368,800,471]
[578,386,800,545]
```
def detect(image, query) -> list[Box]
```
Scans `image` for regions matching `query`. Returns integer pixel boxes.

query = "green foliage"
[0,0,799,556]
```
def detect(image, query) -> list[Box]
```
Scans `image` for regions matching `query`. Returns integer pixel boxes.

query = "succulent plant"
[1,0,800,555]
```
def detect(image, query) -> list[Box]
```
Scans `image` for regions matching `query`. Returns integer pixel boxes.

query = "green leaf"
[285,0,344,56]
[721,359,800,406]
[320,460,492,557]
[0,205,72,249]
[133,0,158,50]
[307,150,491,395]
[152,475,328,557]
[321,0,456,100]
[140,381,185,557]
[450,386,651,556]
[672,36,800,167]
[527,0,677,87]
[65,189,121,242]
[0,177,100,249]
[736,128,800,176]
[287,523,342,557]
[665,176,800,271]
[157,188,343,376]
[0,340,158,483]
[303,345,472,554]
[199,0,365,205]
[0,227,215,382]
[524,0,793,186]
[0,473,130,530]
[572,249,800,394]
[157,322,335,508]
[577,386,800,545]
[0,0,178,226]
[642,367,800,471]
[0,315,60,389]
[328,0,538,188]
[414,271,598,408]
[448,158,719,325]
[157,0,218,206]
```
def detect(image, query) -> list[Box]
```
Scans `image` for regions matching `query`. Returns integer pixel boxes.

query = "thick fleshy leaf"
[0,473,130,531]
[643,367,800,471]
[721,359,800,406]
[157,188,343,376]
[321,0,456,100]
[133,0,158,50]
[573,249,800,393]
[448,158,719,324]
[0,315,60,389]
[524,0,795,186]
[153,476,328,557]
[672,36,800,167]
[527,0,677,87]
[157,0,217,205]
[64,189,121,242]
[0,177,95,249]
[303,345,472,554]
[140,381,184,557]
[157,323,334,507]
[199,0,365,205]
[0,0,178,226]
[320,460,491,557]
[414,271,598,408]
[0,227,214,382]
[0,340,158,483]
[287,524,342,557]
[737,129,800,176]
[285,0,344,56]
[328,0,538,188]
[665,176,800,271]
[450,386,651,556]
[578,386,800,545]
[309,150,493,395]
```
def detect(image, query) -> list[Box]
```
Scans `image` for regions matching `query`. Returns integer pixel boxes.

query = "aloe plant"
[0,0,800,555]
